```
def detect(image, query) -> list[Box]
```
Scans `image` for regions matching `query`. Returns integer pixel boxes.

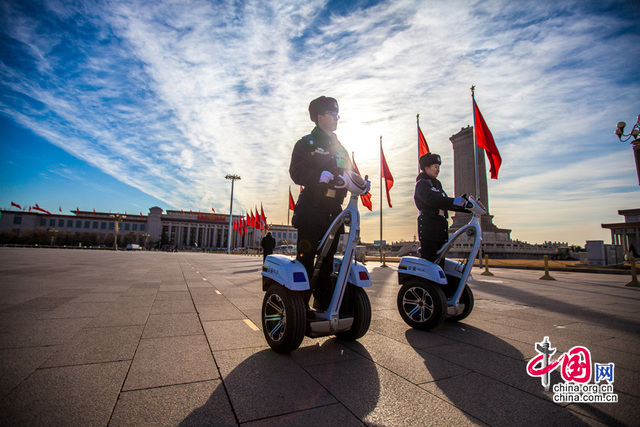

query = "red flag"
[211,207,215,213]
[140,212,143,217]
[59,206,62,212]
[76,207,80,214]
[181,209,184,214]
[473,98,502,179]
[380,142,394,208]
[418,122,429,157]
[11,201,22,209]
[289,189,295,211]
[34,204,52,215]
[260,204,266,231]
[352,156,373,211]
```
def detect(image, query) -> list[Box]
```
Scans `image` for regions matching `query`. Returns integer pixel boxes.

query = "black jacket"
[414,172,456,217]
[261,234,276,253]
[414,172,457,243]
[289,126,351,219]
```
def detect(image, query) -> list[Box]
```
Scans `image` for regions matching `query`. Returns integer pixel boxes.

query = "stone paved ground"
[0,248,638,426]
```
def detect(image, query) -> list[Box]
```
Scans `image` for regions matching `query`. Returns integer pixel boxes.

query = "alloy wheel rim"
[402,287,434,322]
[264,294,286,341]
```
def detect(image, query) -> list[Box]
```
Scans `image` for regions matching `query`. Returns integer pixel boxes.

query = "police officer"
[260,231,276,262]
[415,153,467,262]
[289,96,351,311]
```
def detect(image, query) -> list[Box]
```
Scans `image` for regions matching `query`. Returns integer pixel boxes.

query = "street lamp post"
[141,232,150,249]
[225,174,241,254]
[615,115,640,185]
[110,214,125,251]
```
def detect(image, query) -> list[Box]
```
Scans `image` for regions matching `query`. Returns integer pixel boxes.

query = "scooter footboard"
[262,254,310,291]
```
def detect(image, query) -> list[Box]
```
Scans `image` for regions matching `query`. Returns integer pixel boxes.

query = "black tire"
[336,286,371,341]
[446,285,474,322]
[397,279,447,330]
[262,285,307,353]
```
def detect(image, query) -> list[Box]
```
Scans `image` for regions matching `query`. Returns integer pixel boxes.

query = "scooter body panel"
[262,254,310,291]
[442,258,473,282]
[333,256,372,288]
[397,256,448,285]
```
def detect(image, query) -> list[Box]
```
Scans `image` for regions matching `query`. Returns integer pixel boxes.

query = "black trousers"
[296,217,342,310]
[418,214,447,263]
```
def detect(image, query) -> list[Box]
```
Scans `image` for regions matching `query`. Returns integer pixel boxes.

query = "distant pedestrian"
[261,232,276,262]
[414,153,467,263]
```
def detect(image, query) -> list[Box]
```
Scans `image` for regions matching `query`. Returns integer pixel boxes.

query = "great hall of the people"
[0,206,295,251]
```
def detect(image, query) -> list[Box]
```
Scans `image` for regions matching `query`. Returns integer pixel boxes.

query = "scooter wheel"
[336,285,371,341]
[397,279,447,330]
[262,284,306,353]
[446,285,474,322]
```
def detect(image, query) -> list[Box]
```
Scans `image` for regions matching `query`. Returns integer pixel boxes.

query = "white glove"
[453,197,466,207]
[319,171,334,183]
[364,180,371,194]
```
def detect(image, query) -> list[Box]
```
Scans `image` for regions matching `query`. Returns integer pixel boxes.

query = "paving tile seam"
[118,378,222,394]
[109,287,157,425]
[180,258,242,426]
[239,402,362,426]
[297,363,369,425]
[421,371,564,426]
[35,358,135,370]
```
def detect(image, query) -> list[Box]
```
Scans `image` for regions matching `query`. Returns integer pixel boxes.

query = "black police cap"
[309,96,339,122]
[419,153,441,169]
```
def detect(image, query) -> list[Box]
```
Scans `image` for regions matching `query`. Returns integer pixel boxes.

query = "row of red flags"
[10,202,53,215]
[232,205,268,236]
[9,202,151,217]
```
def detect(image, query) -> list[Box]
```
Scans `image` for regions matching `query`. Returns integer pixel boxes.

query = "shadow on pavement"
[180,340,380,426]
[405,323,626,426]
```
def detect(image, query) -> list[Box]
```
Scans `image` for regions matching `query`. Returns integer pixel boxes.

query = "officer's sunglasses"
[324,111,340,119]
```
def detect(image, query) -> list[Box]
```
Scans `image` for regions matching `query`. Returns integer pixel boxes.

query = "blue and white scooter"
[261,170,372,353]
[397,195,486,330]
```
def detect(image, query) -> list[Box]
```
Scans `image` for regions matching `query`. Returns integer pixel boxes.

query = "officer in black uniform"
[289,96,351,311]
[414,153,466,262]
[260,231,276,262]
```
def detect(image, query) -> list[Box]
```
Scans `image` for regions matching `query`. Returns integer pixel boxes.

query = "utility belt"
[304,186,344,201]
[420,209,447,218]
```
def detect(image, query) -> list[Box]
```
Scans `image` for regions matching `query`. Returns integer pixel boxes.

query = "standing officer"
[289,96,351,312]
[415,153,467,262]
[261,231,276,262]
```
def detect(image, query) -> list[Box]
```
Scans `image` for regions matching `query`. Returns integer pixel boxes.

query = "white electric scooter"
[397,195,486,330]
[261,170,372,353]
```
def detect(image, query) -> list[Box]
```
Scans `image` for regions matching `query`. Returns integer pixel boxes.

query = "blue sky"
[1,0,639,245]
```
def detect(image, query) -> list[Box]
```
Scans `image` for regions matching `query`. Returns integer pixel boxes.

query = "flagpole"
[417,114,421,174]
[471,86,480,201]
[286,186,290,226]
[471,85,484,267]
[379,136,385,266]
